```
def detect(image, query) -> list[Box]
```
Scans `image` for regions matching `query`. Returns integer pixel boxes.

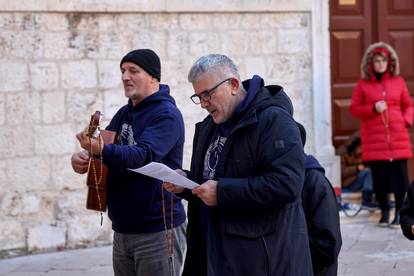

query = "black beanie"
[120,49,161,81]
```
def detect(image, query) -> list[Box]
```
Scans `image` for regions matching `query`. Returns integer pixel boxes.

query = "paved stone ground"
[339,210,414,276]
[1,209,413,276]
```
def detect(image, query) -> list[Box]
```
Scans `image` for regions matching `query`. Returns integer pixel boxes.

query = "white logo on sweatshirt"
[117,123,137,146]
[203,135,227,180]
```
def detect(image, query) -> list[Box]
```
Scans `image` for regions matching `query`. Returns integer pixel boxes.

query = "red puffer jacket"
[350,75,413,162]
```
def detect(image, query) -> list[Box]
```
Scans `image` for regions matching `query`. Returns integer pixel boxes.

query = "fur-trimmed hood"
[360,41,400,80]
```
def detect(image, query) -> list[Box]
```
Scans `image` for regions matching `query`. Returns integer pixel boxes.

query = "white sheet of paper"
[129,162,199,190]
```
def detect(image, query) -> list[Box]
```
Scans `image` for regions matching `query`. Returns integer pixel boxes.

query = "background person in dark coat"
[400,183,414,240]
[297,123,342,276]
[165,54,313,276]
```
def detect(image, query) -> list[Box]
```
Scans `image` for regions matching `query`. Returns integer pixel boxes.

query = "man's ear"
[150,75,159,84]
[229,78,240,95]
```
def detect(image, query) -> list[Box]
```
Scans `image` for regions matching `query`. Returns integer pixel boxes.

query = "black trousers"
[369,159,409,213]
[376,192,405,213]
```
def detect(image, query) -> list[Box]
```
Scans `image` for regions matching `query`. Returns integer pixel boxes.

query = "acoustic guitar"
[85,111,116,212]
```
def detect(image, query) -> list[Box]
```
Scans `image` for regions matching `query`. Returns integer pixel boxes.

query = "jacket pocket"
[224,211,278,239]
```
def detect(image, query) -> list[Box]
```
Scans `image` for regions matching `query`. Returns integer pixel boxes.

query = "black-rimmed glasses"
[190,78,232,104]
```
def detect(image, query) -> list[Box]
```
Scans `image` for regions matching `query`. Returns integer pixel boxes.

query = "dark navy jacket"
[179,77,313,276]
[303,155,342,276]
[400,184,414,240]
[103,84,186,233]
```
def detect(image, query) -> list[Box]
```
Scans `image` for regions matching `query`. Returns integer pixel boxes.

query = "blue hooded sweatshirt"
[305,154,325,173]
[103,84,186,233]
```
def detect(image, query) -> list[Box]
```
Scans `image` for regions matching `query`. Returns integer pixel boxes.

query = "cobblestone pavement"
[339,210,414,276]
[1,209,413,276]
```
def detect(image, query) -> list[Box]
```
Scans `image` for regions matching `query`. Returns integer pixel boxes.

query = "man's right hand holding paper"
[163,169,187,193]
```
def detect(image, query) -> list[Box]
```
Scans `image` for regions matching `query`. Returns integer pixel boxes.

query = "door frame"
[311,0,341,186]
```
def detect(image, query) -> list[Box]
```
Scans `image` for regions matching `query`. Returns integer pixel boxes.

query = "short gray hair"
[187,54,240,83]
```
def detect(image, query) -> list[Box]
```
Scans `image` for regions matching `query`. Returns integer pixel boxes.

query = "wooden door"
[330,0,414,180]
[378,0,414,95]
[330,0,373,146]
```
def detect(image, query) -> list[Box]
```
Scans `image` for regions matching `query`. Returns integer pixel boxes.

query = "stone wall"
[0,5,316,256]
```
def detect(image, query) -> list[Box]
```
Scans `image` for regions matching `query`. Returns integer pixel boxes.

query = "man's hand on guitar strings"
[71,150,90,174]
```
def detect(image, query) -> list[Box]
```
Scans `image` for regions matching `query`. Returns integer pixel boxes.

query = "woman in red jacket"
[350,42,413,227]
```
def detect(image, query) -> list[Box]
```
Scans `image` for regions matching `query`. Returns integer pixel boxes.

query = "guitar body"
[86,157,109,211]
[86,111,116,212]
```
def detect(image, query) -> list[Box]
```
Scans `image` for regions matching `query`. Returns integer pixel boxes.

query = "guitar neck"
[88,111,102,137]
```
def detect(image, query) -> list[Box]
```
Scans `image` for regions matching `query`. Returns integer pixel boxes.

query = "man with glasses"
[164,54,313,276]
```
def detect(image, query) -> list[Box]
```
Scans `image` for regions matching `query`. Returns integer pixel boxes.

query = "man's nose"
[122,71,130,81]
[200,99,209,108]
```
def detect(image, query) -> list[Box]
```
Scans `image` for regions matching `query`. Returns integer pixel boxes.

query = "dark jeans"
[343,169,373,203]
[113,223,186,276]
